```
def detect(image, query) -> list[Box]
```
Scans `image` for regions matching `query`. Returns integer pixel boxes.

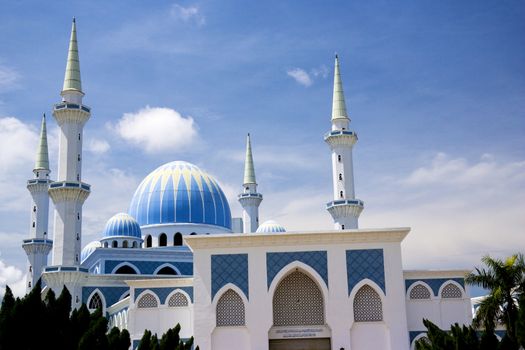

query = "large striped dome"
[129,161,232,230]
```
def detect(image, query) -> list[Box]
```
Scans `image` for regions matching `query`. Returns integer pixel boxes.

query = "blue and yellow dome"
[128,161,232,230]
[103,213,142,238]
[256,220,286,233]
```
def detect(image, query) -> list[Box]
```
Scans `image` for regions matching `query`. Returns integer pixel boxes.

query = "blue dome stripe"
[175,175,190,223]
[103,213,142,238]
[148,177,162,225]
[190,175,204,223]
[161,176,175,223]
[202,179,215,225]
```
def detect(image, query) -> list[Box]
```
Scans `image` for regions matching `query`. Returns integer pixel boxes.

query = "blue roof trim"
[82,286,129,308]
[135,286,194,303]
[405,278,465,296]
[104,260,193,275]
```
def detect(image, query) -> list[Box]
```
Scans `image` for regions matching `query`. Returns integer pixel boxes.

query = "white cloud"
[170,4,206,26]
[0,64,19,92]
[114,106,199,153]
[0,259,26,298]
[86,138,110,155]
[287,68,313,87]
[311,65,329,78]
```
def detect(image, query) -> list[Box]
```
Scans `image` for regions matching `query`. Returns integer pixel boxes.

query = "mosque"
[21,20,473,350]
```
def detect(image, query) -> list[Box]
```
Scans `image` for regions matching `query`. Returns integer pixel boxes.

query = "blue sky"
[0,1,524,296]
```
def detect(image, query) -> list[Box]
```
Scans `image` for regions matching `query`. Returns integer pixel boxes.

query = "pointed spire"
[34,114,50,171]
[62,18,82,93]
[243,133,256,185]
[331,54,348,120]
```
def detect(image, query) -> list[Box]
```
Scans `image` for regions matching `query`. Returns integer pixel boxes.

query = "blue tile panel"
[211,254,249,299]
[409,331,426,344]
[82,286,130,308]
[404,278,465,297]
[104,260,193,275]
[266,251,328,289]
[346,249,386,295]
[135,286,194,303]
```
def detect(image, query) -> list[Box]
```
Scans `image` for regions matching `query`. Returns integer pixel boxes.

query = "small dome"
[103,213,142,238]
[256,220,286,233]
[81,240,101,262]
[128,161,232,230]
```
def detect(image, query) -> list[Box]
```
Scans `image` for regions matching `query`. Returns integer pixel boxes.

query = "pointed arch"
[167,290,190,307]
[87,288,106,314]
[407,282,433,300]
[159,233,167,246]
[349,279,385,323]
[215,287,246,327]
[272,269,325,326]
[136,290,160,308]
[439,281,464,299]
[153,263,180,275]
[111,262,140,274]
[411,333,429,350]
[268,261,329,296]
[144,234,152,248]
[174,232,183,246]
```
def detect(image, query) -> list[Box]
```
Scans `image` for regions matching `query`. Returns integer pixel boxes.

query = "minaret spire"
[332,54,348,121]
[324,55,364,230]
[243,133,256,185]
[23,114,53,293]
[238,133,263,233]
[46,18,91,307]
[62,18,83,103]
[34,114,50,172]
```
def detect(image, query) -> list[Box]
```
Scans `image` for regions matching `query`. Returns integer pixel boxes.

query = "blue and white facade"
[23,20,473,350]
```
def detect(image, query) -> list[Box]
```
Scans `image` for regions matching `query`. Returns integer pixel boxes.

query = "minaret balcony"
[324,130,358,147]
[238,192,263,206]
[53,103,91,125]
[22,239,53,255]
[48,181,90,203]
[27,179,52,192]
[326,199,364,220]
[326,199,364,208]
[238,193,263,200]
[54,102,91,113]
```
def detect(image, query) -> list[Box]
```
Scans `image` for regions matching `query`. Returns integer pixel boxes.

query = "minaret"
[48,18,91,267]
[238,133,263,233]
[324,55,364,229]
[22,114,53,292]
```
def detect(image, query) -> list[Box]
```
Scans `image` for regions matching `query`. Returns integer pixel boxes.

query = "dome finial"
[331,54,348,120]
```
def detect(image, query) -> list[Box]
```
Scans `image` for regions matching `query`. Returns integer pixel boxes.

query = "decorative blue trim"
[409,331,426,344]
[135,286,193,303]
[266,251,328,289]
[346,249,386,295]
[104,260,193,275]
[405,278,465,297]
[82,286,129,308]
[211,254,249,299]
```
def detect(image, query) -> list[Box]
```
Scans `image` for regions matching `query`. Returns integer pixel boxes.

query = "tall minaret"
[238,133,263,233]
[324,55,364,230]
[48,18,91,267]
[22,115,53,292]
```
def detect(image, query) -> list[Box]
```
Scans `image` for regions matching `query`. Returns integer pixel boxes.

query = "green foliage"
[138,323,198,350]
[0,283,133,350]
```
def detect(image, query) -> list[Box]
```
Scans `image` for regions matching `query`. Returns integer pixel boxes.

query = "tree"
[465,253,525,347]
[107,327,131,350]
[0,285,15,350]
[138,324,197,350]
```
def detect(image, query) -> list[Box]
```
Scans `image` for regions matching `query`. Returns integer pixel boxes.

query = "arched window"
[112,240,118,248]
[410,284,431,300]
[168,292,189,307]
[88,292,103,310]
[174,232,183,246]
[114,265,137,274]
[103,242,108,248]
[159,233,167,247]
[122,241,128,248]
[132,241,137,248]
[157,266,177,275]
[137,293,158,308]
[273,271,324,326]
[216,289,245,326]
[353,285,383,322]
[145,235,152,248]
[441,283,462,299]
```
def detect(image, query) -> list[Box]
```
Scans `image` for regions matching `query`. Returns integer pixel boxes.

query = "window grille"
[441,283,462,299]
[410,284,431,299]
[216,289,245,326]
[273,271,324,326]
[137,293,158,308]
[168,292,189,307]
[353,285,383,322]
[88,293,102,310]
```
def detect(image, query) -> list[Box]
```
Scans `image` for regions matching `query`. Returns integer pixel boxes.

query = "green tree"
[138,330,153,350]
[78,308,109,350]
[108,327,131,350]
[0,285,16,350]
[465,253,525,348]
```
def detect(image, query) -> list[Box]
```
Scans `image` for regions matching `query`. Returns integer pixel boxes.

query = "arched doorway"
[269,270,330,350]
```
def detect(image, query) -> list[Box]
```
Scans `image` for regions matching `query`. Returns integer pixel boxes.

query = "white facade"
[21,20,475,350]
